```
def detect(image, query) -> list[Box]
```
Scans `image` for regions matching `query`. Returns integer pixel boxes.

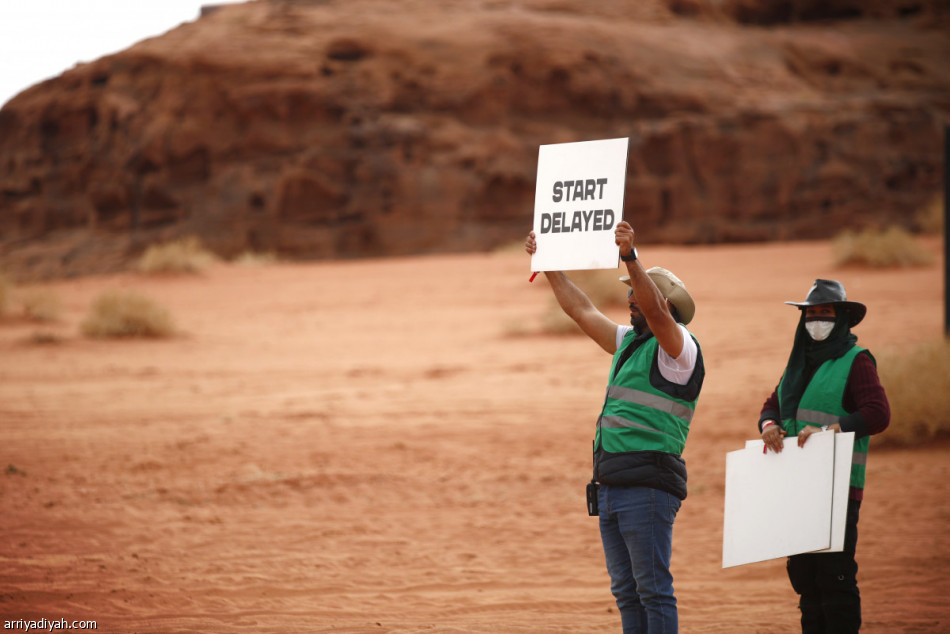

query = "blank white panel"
[741,431,855,555]
[819,432,854,553]
[723,431,836,568]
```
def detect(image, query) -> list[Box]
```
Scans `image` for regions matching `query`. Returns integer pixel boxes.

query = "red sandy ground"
[1,239,948,632]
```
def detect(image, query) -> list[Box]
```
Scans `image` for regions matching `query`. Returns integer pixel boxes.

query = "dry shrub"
[875,339,950,448]
[540,305,584,335]
[20,289,63,322]
[492,239,533,255]
[138,236,217,274]
[570,269,629,308]
[29,331,65,345]
[81,290,175,339]
[232,250,278,267]
[0,270,10,316]
[538,269,628,335]
[915,194,944,235]
[832,226,935,268]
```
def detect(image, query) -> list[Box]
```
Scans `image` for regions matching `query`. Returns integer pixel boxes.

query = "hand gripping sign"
[530,137,629,273]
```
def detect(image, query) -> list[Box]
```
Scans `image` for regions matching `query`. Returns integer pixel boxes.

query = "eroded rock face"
[1,0,948,279]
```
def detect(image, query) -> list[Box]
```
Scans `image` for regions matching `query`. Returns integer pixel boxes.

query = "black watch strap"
[620,247,638,262]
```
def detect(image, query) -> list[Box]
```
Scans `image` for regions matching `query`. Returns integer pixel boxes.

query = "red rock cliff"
[1,0,948,279]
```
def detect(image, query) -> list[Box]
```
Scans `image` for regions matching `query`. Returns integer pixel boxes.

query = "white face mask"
[805,320,835,341]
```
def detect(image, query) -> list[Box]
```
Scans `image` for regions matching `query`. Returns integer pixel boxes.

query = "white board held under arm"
[531,137,629,272]
[722,431,854,568]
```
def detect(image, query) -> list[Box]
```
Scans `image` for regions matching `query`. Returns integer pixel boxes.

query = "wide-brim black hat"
[785,279,866,327]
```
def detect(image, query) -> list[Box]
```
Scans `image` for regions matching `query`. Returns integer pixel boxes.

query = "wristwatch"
[620,247,638,262]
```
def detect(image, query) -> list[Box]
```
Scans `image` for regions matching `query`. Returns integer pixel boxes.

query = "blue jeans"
[598,484,681,633]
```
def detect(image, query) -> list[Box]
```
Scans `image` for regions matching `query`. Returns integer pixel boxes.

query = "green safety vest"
[594,332,700,456]
[779,345,870,490]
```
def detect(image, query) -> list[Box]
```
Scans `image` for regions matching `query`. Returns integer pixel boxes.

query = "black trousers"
[786,498,862,633]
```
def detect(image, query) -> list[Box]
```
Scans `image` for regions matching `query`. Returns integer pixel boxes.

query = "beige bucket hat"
[620,267,696,325]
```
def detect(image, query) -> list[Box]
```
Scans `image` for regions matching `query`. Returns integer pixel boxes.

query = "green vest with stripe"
[594,331,701,457]
[779,345,870,490]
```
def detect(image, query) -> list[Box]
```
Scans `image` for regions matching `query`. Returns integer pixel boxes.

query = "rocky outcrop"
[1,0,948,280]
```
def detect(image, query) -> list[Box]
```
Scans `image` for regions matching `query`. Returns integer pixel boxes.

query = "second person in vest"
[758,279,890,633]
[525,220,705,633]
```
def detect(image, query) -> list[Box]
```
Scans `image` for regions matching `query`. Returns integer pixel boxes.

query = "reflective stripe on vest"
[795,407,869,467]
[606,385,696,423]
[595,332,699,456]
[796,408,841,427]
[599,415,686,445]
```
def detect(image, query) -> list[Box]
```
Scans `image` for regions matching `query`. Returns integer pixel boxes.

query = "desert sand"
[1,239,948,633]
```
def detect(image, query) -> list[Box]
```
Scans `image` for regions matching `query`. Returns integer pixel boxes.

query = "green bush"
[81,290,175,339]
[875,338,950,448]
[832,226,935,268]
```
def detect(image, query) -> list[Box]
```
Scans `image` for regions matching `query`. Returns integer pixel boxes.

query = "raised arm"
[614,222,685,359]
[525,231,620,354]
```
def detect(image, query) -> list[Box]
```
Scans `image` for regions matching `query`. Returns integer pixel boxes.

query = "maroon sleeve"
[758,386,781,432]
[840,351,890,438]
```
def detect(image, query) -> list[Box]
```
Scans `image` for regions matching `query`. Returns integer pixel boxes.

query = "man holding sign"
[525,222,705,633]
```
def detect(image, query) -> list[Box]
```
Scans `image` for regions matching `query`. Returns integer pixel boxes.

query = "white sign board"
[722,431,854,568]
[531,137,629,272]
[744,431,854,554]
